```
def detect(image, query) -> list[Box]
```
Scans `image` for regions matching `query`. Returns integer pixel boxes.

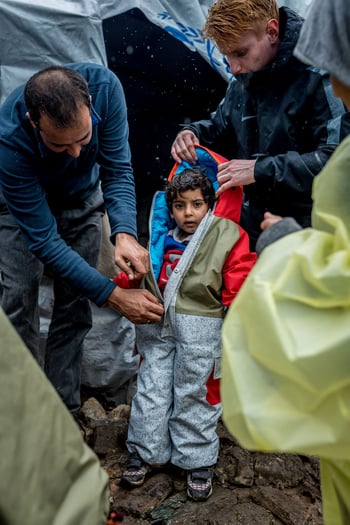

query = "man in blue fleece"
[0,63,163,411]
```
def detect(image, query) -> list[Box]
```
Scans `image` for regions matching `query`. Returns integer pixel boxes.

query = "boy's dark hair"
[24,66,91,128]
[165,167,216,210]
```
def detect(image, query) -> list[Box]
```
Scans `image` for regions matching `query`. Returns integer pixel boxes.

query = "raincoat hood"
[312,136,350,241]
[150,145,232,280]
[294,0,350,89]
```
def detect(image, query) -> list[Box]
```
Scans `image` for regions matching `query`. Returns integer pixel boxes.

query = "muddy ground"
[76,397,323,525]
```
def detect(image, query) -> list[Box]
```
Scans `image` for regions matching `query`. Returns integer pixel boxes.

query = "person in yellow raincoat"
[221,0,350,524]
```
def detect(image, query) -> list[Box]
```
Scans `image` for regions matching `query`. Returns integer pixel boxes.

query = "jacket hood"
[294,0,350,89]
[312,134,350,242]
[168,145,228,192]
[150,146,243,280]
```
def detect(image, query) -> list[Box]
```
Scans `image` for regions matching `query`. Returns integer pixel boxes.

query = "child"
[116,147,256,501]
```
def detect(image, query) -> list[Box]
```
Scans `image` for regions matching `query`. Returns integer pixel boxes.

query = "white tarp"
[0,0,107,102]
[0,0,312,102]
[0,0,226,103]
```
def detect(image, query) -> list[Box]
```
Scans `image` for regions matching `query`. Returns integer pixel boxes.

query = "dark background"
[103,8,228,243]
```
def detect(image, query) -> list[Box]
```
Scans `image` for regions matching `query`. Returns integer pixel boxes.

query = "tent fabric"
[0,0,312,103]
[100,0,229,80]
[0,0,107,103]
[0,307,109,525]
[0,0,228,104]
[221,134,350,525]
[103,7,228,199]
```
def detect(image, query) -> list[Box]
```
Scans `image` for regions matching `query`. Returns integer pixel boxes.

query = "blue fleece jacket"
[0,63,137,306]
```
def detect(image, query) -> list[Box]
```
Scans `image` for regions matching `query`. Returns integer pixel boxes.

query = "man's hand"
[216,159,256,197]
[107,286,164,324]
[171,130,199,164]
[114,233,149,281]
[260,211,283,231]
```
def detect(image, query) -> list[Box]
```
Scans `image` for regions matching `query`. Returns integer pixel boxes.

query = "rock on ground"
[76,397,323,525]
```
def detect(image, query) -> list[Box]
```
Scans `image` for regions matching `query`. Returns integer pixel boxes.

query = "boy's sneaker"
[121,451,150,488]
[187,468,213,501]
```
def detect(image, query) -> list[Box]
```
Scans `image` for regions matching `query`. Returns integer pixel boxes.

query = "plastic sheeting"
[0,0,226,103]
[0,0,107,103]
[0,0,313,102]
[81,303,139,405]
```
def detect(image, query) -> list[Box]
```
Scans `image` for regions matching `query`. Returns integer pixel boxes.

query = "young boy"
[116,148,256,501]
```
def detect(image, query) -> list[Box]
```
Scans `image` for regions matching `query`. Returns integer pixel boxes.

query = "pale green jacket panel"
[144,214,241,318]
[0,308,109,525]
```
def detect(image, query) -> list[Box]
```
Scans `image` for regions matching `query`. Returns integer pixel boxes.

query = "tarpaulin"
[0,0,226,103]
[0,0,107,102]
[0,0,313,102]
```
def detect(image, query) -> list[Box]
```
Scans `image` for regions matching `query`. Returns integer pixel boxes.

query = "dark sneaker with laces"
[121,451,150,488]
[187,468,213,501]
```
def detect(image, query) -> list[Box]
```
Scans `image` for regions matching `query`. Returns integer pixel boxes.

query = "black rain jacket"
[183,7,350,246]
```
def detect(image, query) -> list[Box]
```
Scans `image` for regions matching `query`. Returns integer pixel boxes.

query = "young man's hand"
[216,159,256,196]
[171,130,199,164]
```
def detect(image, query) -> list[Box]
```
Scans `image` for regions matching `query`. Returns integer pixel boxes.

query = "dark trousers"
[0,190,104,411]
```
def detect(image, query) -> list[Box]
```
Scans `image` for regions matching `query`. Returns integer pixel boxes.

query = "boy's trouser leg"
[127,325,175,465]
[169,314,223,469]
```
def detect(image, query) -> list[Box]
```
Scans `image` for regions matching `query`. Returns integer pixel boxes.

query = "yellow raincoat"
[222,134,350,525]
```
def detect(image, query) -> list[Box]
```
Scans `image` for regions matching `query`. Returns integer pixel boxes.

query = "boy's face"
[171,188,209,237]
